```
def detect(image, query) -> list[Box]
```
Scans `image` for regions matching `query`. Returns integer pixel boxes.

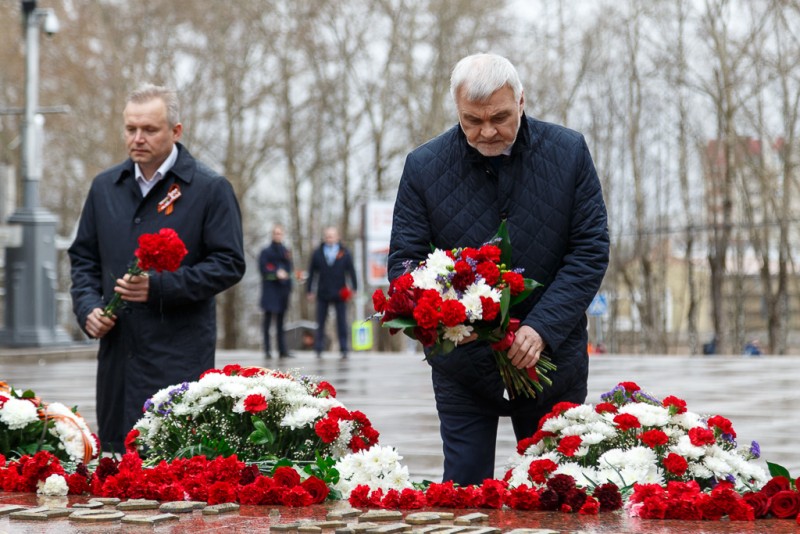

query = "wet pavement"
[1,346,800,532]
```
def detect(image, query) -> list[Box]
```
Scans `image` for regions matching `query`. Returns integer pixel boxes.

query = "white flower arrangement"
[333,445,413,498]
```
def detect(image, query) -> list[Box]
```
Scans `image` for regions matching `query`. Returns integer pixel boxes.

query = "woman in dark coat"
[259,224,293,358]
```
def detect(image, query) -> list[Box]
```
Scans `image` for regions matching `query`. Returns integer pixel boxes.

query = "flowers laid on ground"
[371,221,555,398]
[103,227,188,317]
[505,381,767,494]
[128,365,379,464]
[0,381,98,465]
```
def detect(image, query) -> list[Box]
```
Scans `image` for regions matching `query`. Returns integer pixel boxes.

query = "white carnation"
[0,397,39,430]
[37,474,68,496]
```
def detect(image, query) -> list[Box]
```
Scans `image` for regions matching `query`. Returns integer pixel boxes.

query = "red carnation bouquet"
[372,221,555,398]
[103,228,188,317]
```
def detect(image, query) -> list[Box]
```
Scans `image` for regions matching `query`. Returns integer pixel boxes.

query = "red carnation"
[389,273,413,293]
[688,427,716,447]
[475,261,500,286]
[339,286,353,302]
[206,481,237,505]
[451,260,476,291]
[613,413,641,432]
[528,458,558,484]
[618,381,641,393]
[663,453,688,476]
[502,271,525,295]
[243,394,268,413]
[383,290,415,322]
[594,402,618,414]
[707,415,736,438]
[662,395,687,414]
[314,417,340,443]
[372,289,387,313]
[315,381,336,398]
[413,325,438,347]
[579,495,600,515]
[413,300,441,330]
[477,244,501,263]
[440,299,467,327]
[593,483,623,511]
[104,228,187,317]
[135,228,188,272]
[480,297,500,322]
[557,435,582,457]
[282,485,314,507]
[505,485,540,510]
[638,429,669,448]
[124,429,140,454]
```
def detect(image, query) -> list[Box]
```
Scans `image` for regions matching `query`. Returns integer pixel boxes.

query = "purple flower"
[749,441,761,459]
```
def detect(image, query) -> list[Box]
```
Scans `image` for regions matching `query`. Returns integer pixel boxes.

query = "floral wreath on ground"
[4,376,800,523]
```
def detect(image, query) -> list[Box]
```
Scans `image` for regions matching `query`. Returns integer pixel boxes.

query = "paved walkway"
[2,346,798,480]
[2,347,800,533]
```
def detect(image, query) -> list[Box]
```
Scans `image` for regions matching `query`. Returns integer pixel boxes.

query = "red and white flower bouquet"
[372,221,555,398]
[504,381,768,497]
[128,365,379,465]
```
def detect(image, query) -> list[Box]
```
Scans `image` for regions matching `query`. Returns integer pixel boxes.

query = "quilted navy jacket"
[388,115,609,408]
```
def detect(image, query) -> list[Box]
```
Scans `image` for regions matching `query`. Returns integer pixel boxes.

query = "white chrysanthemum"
[560,423,589,437]
[599,446,656,469]
[688,463,714,480]
[585,421,618,438]
[541,415,569,433]
[672,411,704,430]
[443,324,473,344]
[426,249,455,272]
[0,397,39,430]
[459,280,501,321]
[554,462,600,487]
[280,406,323,429]
[579,432,609,446]
[333,445,412,497]
[618,403,670,428]
[670,435,706,460]
[411,265,442,291]
[37,474,68,496]
[563,404,598,422]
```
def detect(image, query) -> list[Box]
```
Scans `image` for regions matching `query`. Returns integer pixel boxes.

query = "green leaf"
[499,286,511,329]
[440,339,456,354]
[509,278,543,306]
[495,219,512,266]
[20,389,36,399]
[767,461,792,479]
[382,317,417,329]
[247,416,274,446]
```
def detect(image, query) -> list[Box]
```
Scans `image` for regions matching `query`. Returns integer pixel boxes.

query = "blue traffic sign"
[587,294,608,316]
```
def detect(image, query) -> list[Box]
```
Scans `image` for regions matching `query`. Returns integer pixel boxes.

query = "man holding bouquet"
[68,84,246,453]
[388,53,609,485]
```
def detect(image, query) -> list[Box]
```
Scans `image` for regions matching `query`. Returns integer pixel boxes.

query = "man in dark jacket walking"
[68,84,246,452]
[259,224,293,358]
[306,226,358,358]
[388,54,609,485]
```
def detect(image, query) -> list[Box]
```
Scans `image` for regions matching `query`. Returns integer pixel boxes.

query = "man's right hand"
[85,307,116,339]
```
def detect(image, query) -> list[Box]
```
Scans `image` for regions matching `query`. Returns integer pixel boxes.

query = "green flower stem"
[102,262,144,317]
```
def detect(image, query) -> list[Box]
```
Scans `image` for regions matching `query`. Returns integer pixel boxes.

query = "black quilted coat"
[388,114,609,413]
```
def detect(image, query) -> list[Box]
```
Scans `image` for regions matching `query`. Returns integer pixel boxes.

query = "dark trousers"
[437,368,588,486]
[315,299,348,353]
[263,312,287,355]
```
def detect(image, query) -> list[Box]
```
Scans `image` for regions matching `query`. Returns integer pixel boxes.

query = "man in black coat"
[259,224,293,358]
[306,227,358,358]
[68,84,246,452]
[388,54,609,485]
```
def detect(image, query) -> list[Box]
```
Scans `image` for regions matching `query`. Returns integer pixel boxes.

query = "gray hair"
[449,53,523,104]
[126,83,180,127]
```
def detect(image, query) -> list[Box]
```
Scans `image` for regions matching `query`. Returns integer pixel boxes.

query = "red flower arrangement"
[103,228,188,317]
[372,221,555,398]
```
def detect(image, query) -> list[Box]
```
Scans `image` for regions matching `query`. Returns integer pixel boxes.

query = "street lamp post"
[0,0,70,346]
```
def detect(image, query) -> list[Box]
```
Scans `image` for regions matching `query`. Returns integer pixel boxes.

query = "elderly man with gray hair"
[388,53,609,485]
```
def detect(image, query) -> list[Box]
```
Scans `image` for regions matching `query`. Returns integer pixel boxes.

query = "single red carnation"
[613,413,641,432]
[618,381,641,393]
[372,289,387,313]
[314,417,340,443]
[557,435,582,457]
[477,244,501,262]
[593,483,623,511]
[707,415,736,438]
[397,488,426,509]
[665,499,703,520]
[639,495,668,519]
[206,481,237,505]
[502,271,525,295]
[663,453,689,476]
[505,485,540,510]
[688,427,716,447]
[579,495,600,515]
[413,300,441,329]
[479,297,500,322]
[339,286,353,302]
[564,487,587,512]
[282,486,314,507]
[243,394,268,413]
[662,395,687,414]
[315,381,337,398]
[528,458,558,485]
[639,429,669,448]
[124,429,140,454]
[594,402,618,414]
[440,299,467,327]
[389,273,414,293]
[452,261,476,291]
[741,491,769,518]
[546,473,576,497]
[475,261,500,285]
